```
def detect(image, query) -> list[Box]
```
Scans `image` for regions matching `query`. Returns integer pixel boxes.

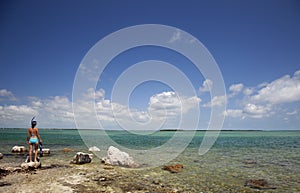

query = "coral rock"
[162,164,183,173]
[102,146,139,168]
[71,152,93,164]
[11,146,27,153]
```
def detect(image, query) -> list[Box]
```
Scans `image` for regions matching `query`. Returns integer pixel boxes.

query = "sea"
[0,128,299,192]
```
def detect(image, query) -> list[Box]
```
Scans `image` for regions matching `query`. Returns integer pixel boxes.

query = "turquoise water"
[1,128,300,192]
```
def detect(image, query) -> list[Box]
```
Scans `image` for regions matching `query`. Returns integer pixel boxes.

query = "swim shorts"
[29,137,38,144]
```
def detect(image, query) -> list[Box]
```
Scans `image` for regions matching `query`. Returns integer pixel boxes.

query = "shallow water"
[1,128,299,192]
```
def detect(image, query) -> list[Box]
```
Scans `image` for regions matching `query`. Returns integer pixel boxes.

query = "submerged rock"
[0,153,3,159]
[102,146,139,168]
[71,152,93,164]
[63,148,73,153]
[244,179,276,190]
[242,159,257,165]
[11,146,27,153]
[162,164,183,173]
[89,146,100,152]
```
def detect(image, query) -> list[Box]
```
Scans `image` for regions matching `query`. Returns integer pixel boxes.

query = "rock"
[21,156,41,169]
[38,148,50,155]
[102,146,139,168]
[71,152,93,164]
[162,164,183,173]
[63,148,73,152]
[11,146,27,153]
[89,146,100,152]
[244,179,276,190]
[21,161,41,169]
[0,153,3,159]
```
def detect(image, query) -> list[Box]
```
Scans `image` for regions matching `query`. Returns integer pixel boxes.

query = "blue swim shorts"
[29,137,38,144]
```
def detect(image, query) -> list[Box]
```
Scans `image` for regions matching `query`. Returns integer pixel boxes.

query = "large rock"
[71,152,93,164]
[0,153,3,159]
[163,164,183,173]
[11,146,27,153]
[102,146,139,168]
[89,146,100,152]
[21,156,41,169]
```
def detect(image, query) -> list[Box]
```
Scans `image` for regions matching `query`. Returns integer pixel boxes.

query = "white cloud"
[168,29,181,43]
[203,95,227,107]
[0,89,17,101]
[199,79,213,93]
[251,71,300,104]
[243,87,254,96]
[242,103,272,118]
[229,83,244,97]
[224,109,243,118]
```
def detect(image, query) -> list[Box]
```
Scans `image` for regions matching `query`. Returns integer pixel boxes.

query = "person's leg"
[34,143,38,163]
[29,144,33,162]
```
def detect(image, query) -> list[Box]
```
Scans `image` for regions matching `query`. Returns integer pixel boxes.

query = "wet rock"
[11,146,27,153]
[71,152,93,164]
[162,164,183,173]
[38,148,50,155]
[244,179,276,190]
[88,146,100,152]
[102,146,139,168]
[21,161,41,169]
[63,148,73,152]
[0,153,3,159]
[21,156,41,169]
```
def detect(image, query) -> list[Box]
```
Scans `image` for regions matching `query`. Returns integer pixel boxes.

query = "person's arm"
[27,129,30,144]
[36,128,42,143]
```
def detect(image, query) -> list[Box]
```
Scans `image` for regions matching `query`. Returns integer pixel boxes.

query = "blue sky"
[0,0,300,129]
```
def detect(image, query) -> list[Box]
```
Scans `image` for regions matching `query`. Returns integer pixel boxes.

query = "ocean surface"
[1,128,300,192]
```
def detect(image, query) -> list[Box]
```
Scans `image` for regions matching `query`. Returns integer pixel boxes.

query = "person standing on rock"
[26,117,42,165]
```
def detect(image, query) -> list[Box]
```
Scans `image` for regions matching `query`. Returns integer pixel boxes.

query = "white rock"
[38,148,50,155]
[11,146,27,153]
[21,161,41,169]
[88,146,100,152]
[102,146,139,168]
[71,152,93,164]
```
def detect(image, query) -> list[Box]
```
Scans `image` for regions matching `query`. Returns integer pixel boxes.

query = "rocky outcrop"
[89,146,100,152]
[244,179,276,190]
[0,153,3,159]
[162,164,183,173]
[11,146,27,153]
[102,146,139,168]
[71,152,93,164]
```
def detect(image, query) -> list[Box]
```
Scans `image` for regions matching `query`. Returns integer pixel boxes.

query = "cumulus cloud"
[0,88,201,129]
[226,70,300,120]
[203,95,227,107]
[199,79,213,93]
[0,89,17,101]
[148,91,201,117]
[251,70,300,104]
[229,83,244,97]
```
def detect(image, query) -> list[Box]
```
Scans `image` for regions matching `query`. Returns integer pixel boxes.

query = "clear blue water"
[1,128,299,192]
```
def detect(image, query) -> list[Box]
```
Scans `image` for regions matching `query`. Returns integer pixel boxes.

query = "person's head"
[31,120,37,128]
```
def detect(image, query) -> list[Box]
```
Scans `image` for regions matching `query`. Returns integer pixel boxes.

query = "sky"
[0,0,300,130]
